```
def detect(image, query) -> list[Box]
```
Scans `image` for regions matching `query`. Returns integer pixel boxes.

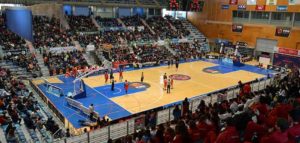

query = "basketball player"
[170,58,174,67]
[72,67,77,77]
[167,79,171,93]
[141,72,144,83]
[175,60,179,71]
[119,70,123,82]
[171,78,174,89]
[167,59,170,68]
[110,69,114,83]
[163,73,167,80]
[124,80,129,94]
[164,78,167,90]
[104,71,108,84]
[111,80,115,91]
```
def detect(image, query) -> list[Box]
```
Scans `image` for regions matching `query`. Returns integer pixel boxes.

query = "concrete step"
[20,122,36,143]
[164,43,176,56]
[117,18,127,28]
[141,18,156,35]
[91,16,101,30]
[35,52,50,76]
[0,127,7,143]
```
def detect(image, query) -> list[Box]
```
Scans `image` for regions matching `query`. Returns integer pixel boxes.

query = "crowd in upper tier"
[33,16,73,48]
[0,16,41,75]
[43,50,89,76]
[146,16,181,40]
[68,15,98,32]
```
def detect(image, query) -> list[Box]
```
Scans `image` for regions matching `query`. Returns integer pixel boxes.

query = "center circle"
[169,74,191,80]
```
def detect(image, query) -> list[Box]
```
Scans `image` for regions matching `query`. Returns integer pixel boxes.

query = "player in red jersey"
[72,67,77,77]
[171,78,174,89]
[164,78,167,90]
[119,70,123,82]
[124,80,129,94]
[104,71,109,84]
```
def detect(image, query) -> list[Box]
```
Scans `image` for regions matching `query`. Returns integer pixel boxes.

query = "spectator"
[288,109,300,143]
[215,117,240,143]
[173,105,181,122]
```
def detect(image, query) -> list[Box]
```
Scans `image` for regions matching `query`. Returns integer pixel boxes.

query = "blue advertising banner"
[222,5,230,9]
[273,53,300,69]
[74,6,90,16]
[118,7,131,17]
[5,8,33,42]
[133,7,144,16]
[63,5,72,15]
[277,6,288,11]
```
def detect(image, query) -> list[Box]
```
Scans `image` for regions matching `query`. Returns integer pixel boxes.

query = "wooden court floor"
[80,61,265,114]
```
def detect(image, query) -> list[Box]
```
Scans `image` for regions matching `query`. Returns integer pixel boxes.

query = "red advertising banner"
[278,47,299,56]
[255,5,266,10]
[229,0,238,5]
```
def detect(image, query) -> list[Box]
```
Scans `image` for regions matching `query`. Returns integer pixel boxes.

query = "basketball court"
[31,59,274,129]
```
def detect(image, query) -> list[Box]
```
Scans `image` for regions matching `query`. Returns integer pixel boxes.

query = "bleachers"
[67,16,98,32]
[169,42,200,60]
[146,16,180,40]
[0,66,60,143]
[166,16,191,38]
[33,16,73,48]
[132,45,173,64]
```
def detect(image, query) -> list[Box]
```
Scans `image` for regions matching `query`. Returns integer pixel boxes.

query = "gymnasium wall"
[187,0,300,49]
[28,3,63,18]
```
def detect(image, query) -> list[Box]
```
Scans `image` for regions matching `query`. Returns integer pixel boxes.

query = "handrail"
[52,128,63,141]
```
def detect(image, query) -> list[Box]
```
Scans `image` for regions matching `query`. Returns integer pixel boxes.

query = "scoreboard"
[168,0,205,12]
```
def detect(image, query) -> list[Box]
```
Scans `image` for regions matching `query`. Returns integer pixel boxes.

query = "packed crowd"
[43,50,89,76]
[33,16,73,48]
[133,45,172,64]
[121,15,144,27]
[146,16,180,40]
[5,53,40,73]
[95,17,122,27]
[110,46,135,63]
[74,33,101,47]
[125,28,156,42]
[68,16,98,32]
[120,15,156,42]
[100,30,126,44]
[170,43,201,61]
[112,69,300,143]
[0,16,27,51]
[165,16,190,38]
[0,67,61,142]
[0,16,41,75]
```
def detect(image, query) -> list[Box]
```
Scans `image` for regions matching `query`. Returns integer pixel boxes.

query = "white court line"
[88,85,113,100]
[188,62,262,82]
[64,104,88,119]
[103,87,122,95]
